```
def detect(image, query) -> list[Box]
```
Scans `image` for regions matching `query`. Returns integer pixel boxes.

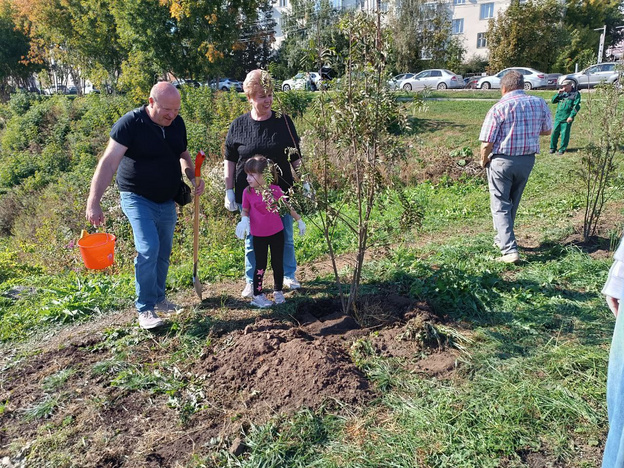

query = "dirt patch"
[0,292,455,466]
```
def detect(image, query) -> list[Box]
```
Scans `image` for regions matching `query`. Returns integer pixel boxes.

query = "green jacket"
[552,90,581,121]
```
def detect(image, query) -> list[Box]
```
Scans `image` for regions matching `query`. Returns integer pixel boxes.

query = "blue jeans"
[603,310,624,467]
[120,192,177,312]
[244,213,296,284]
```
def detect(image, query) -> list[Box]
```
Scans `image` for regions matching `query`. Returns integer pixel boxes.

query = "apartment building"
[273,0,519,59]
[451,0,520,60]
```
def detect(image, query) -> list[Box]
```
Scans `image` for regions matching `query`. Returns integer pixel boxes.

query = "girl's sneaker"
[273,291,286,304]
[251,294,273,308]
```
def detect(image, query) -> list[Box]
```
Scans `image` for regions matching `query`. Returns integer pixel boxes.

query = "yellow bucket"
[78,233,116,269]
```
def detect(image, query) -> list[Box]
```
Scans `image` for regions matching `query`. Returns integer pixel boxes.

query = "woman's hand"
[607,295,620,318]
[225,189,238,211]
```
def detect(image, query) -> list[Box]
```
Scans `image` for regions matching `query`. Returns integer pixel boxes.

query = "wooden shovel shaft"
[193,176,202,299]
[192,150,205,300]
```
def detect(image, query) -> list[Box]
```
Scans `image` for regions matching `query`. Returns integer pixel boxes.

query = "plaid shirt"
[479,90,552,156]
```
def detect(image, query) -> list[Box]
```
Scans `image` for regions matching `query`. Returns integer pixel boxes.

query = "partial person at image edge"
[602,233,624,467]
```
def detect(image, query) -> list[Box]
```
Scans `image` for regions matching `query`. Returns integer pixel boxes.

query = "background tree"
[486,0,565,73]
[389,0,464,73]
[10,0,127,93]
[0,0,43,97]
[158,0,265,80]
[274,0,348,80]
[555,0,624,73]
[226,0,276,80]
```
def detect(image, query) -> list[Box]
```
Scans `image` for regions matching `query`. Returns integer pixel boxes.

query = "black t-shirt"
[112,105,187,203]
[224,111,301,204]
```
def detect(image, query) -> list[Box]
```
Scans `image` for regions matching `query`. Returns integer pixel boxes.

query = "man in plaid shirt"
[479,70,552,263]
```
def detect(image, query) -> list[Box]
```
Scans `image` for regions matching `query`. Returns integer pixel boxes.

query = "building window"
[279,0,287,7]
[452,18,464,34]
[480,2,494,20]
[453,0,465,4]
[477,32,487,48]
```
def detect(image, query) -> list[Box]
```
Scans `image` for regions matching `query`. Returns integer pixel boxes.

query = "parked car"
[44,85,69,95]
[388,73,415,90]
[557,62,622,88]
[282,72,322,91]
[477,67,548,90]
[172,79,201,89]
[463,76,481,89]
[208,78,243,92]
[399,69,463,91]
[544,73,562,89]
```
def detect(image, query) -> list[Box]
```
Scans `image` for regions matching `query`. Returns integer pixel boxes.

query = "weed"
[42,368,75,392]
[23,394,61,421]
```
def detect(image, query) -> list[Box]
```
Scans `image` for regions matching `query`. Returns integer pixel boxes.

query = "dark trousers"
[252,230,285,296]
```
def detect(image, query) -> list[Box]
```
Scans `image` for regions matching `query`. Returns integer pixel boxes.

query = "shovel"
[193,150,206,299]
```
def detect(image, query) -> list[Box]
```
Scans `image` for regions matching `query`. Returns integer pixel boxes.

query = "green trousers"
[550,118,572,152]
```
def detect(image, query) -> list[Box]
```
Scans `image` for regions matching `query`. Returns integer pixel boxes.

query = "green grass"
[1,94,621,467]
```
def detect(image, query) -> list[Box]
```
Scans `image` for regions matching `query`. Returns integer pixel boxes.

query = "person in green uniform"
[550,79,581,155]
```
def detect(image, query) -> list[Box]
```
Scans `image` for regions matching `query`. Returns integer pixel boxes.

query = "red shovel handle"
[195,150,205,178]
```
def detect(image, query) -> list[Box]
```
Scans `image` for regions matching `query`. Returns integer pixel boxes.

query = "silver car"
[388,73,415,90]
[400,69,463,91]
[557,62,622,88]
[477,67,548,90]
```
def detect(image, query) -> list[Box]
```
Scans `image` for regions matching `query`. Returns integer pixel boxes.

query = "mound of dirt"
[197,318,371,416]
[0,294,458,467]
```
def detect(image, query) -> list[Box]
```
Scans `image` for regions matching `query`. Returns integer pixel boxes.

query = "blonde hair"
[243,69,273,99]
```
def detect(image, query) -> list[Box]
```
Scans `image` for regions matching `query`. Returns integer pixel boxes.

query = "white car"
[477,67,548,90]
[400,69,463,91]
[282,72,321,91]
[557,62,622,89]
[208,78,242,92]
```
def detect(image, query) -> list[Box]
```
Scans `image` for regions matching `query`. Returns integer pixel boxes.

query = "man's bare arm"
[86,139,127,225]
[480,142,494,168]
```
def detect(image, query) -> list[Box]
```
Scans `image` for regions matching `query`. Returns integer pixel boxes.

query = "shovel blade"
[193,263,202,300]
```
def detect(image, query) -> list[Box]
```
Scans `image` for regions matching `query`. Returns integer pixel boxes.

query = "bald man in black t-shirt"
[86,82,204,329]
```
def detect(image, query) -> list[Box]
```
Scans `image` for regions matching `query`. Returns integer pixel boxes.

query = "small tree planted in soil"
[290,10,409,319]
[578,82,624,241]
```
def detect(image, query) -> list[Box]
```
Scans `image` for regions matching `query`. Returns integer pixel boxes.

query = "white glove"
[235,216,250,239]
[224,189,238,211]
[297,219,306,236]
[302,182,311,195]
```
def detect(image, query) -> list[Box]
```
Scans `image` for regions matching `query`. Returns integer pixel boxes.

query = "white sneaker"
[138,310,164,329]
[497,252,520,264]
[241,283,253,298]
[273,291,286,304]
[283,277,301,290]
[155,298,182,313]
[251,294,274,308]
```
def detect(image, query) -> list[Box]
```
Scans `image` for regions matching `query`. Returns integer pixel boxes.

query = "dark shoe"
[549,149,556,154]
[558,150,565,155]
